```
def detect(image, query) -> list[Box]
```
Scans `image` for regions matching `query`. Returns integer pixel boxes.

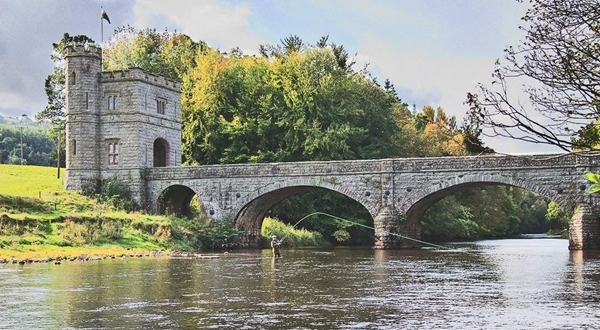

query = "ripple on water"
[2,241,600,329]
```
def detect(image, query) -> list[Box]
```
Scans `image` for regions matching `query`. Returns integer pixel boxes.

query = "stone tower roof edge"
[101,67,181,91]
[64,44,102,58]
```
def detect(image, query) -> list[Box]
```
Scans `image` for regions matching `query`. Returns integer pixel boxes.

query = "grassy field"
[0,164,63,197]
[0,164,187,260]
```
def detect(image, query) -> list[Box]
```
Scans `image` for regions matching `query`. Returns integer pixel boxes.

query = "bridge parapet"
[145,153,600,181]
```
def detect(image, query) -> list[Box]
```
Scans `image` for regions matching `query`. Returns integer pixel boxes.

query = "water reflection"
[1,239,600,329]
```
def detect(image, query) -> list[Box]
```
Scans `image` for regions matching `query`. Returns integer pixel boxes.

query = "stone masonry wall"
[64,45,102,192]
[146,153,600,214]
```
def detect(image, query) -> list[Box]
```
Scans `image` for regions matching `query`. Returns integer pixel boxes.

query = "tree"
[183,36,403,165]
[36,33,95,125]
[102,26,205,79]
[466,0,600,151]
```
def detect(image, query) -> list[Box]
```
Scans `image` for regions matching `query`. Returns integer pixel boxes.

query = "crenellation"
[64,44,103,59]
[101,68,180,92]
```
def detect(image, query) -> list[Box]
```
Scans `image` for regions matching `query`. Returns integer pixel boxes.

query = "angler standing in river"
[271,235,282,258]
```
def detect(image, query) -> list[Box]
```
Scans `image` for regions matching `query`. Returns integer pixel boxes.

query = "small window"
[108,95,118,110]
[108,142,119,165]
[72,139,77,155]
[70,71,76,85]
[156,98,166,115]
[85,92,89,109]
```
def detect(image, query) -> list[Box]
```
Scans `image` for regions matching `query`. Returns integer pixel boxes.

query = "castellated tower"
[64,44,181,207]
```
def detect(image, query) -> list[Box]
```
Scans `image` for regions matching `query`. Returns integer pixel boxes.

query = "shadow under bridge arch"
[157,184,197,218]
[234,186,315,235]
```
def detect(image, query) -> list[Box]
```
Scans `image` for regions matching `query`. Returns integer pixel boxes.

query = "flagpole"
[101,6,104,43]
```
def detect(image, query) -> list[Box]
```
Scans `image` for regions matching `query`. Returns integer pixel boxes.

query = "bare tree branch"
[467,0,600,151]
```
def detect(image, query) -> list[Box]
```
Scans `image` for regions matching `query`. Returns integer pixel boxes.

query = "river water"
[1,238,600,329]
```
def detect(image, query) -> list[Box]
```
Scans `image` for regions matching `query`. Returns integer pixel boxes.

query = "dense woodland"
[16,23,572,245]
[0,120,58,167]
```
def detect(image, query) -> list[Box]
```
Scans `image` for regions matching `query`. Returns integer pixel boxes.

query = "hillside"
[0,164,208,260]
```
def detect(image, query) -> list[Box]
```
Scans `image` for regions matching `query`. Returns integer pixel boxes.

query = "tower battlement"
[102,68,180,92]
[64,44,102,59]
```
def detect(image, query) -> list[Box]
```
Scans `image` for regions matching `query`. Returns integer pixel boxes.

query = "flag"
[101,9,111,24]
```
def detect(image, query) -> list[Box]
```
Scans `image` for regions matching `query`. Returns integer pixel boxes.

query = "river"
[1,238,599,329]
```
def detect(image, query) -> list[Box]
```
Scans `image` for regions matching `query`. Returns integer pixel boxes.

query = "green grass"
[0,164,195,259]
[0,164,63,197]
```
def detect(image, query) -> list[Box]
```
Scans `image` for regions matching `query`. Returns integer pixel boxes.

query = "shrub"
[98,178,137,212]
[261,217,328,248]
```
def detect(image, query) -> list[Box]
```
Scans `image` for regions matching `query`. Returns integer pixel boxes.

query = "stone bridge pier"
[569,197,600,250]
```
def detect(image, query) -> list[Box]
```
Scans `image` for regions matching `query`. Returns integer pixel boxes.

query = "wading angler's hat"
[272,235,277,238]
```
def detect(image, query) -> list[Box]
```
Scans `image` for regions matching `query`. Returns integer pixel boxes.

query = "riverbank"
[0,164,322,258]
[0,245,230,264]
[0,164,233,256]
[0,244,165,262]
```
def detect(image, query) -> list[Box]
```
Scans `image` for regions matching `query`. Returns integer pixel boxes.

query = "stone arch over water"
[231,180,375,246]
[402,174,566,241]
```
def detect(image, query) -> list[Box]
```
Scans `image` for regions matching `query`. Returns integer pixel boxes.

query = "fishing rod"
[279,211,460,252]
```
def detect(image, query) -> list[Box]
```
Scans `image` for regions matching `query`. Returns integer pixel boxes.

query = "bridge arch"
[156,184,197,218]
[232,177,377,218]
[230,178,376,244]
[403,173,567,236]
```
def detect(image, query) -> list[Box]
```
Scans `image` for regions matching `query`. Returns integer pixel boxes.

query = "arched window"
[107,95,118,110]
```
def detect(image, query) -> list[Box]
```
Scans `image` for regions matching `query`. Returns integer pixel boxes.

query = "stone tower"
[64,44,181,206]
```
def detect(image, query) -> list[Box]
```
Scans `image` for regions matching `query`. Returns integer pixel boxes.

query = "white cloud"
[132,0,266,54]
[356,33,563,154]
[359,32,493,117]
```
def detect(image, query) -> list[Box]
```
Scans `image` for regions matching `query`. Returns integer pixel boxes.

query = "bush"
[196,220,241,250]
[97,178,137,212]
[261,217,328,248]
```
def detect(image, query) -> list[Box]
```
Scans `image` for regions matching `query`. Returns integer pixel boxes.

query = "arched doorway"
[153,138,169,167]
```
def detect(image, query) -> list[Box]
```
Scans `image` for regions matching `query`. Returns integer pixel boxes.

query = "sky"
[0,0,560,153]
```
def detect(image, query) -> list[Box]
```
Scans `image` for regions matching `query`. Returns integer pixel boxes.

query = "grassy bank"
[0,164,326,260]
[0,164,219,259]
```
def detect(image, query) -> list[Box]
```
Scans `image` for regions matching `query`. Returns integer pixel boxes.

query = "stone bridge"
[143,152,600,250]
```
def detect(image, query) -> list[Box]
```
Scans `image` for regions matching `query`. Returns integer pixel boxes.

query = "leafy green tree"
[0,124,56,166]
[182,37,403,165]
[102,26,205,79]
[37,33,95,125]
[422,196,478,241]
[545,201,569,235]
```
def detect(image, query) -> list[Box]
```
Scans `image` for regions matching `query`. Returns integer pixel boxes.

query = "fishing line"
[281,211,468,253]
